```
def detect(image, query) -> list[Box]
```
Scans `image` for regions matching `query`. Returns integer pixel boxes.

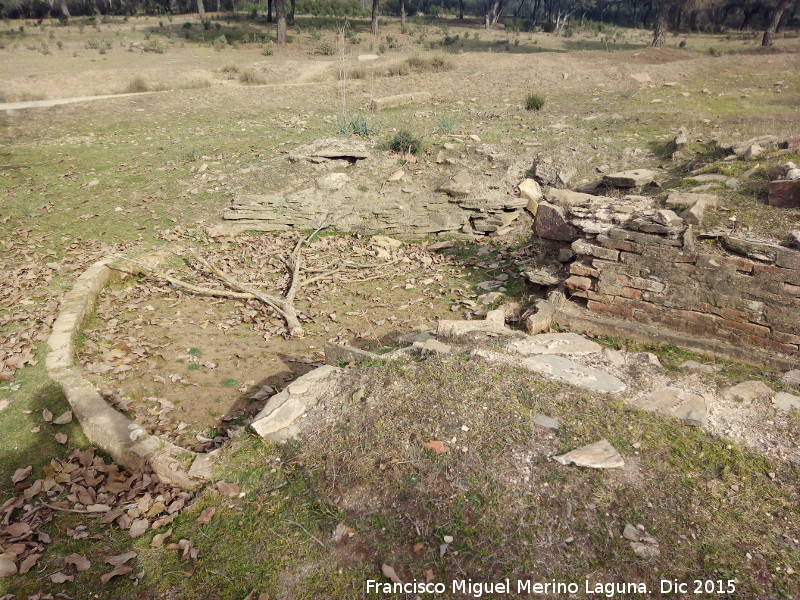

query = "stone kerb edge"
[45,258,213,491]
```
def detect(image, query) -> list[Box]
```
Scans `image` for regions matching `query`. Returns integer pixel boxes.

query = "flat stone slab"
[773,392,800,412]
[603,169,655,188]
[438,310,517,338]
[251,365,342,442]
[534,413,560,430]
[629,387,707,426]
[722,380,773,405]
[475,350,626,393]
[505,332,602,356]
[554,439,624,468]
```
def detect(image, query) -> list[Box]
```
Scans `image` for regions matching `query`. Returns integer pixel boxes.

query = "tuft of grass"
[125,75,150,93]
[405,50,452,72]
[524,92,545,111]
[238,68,266,85]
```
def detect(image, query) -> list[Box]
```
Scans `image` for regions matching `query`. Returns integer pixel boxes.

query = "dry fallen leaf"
[65,553,91,572]
[215,481,240,497]
[42,409,53,422]
[18,553,41,575]
[0,558,17,578]
[381,563,402,584]
[50,571,74,583]
[129,519,149,539]
[54,432,68,444]
[105,551,137,567]
[195,507,216,525]
[413,542,424,553]
[424,568,435,583]
[151,528,172,548]
[53,411,73,425]
[101,565,132,584]
[4,522,31,538]
[11,466,32,483]
[423,440,450,454]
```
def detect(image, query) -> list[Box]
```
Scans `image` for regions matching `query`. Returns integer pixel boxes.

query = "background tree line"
[1,0,794,47]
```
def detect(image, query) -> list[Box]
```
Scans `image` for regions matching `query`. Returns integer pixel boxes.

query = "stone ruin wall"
[563,228,800,364]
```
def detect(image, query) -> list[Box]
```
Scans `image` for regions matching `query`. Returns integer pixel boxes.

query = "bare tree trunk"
[276,0,286,43]
[651,0,668,46]
[400,0,405,27]
[88,0,102,23]
[458,0,464,19]
[288,0,295,25]
[59,0,70,18]
[764,0,790,43]
[371,0,379,36]
[267,0,272,22]
[196,0,205,15]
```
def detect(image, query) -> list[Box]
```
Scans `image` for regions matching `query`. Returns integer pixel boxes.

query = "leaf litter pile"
[0,227,131,384]
[77,230,539,451]
[1,446,200,592]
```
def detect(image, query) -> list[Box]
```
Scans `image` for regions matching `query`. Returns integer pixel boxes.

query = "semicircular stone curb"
[46,258,217,491]
[250,365,343,442]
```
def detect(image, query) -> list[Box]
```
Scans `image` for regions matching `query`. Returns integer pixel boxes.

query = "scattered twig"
[284,519,326,548]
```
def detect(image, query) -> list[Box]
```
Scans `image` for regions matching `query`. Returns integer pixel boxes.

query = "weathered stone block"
[534,202,578,241]
[768,180,800,208]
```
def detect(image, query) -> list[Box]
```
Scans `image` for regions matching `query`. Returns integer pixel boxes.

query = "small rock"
[630,387,707,426]
[315,172,350,191]
[437,169,473,197]
[427,240,455,252]
[602,347,625,366]
[557,248,575,263]
[519,179,543,215]
[743,144,763,160]
[413,339,452,355]
[622,524,641,542]
[534,202,579,241]
[554,439,624,469]
[534,413,560,430]
[772,392,800,412]
[782,369,800,386]
[477,291,503,305]
[678,360,721,374]
[603,169,655,188]
[371,235,403,250]
[387,169,404,182]
[786,168,800,181]
[654,209,683,227]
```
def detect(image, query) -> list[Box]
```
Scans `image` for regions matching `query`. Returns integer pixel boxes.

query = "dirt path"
[0,91,163,111]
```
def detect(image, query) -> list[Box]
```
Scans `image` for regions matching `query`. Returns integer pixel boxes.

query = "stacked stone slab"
[565,224,800,361]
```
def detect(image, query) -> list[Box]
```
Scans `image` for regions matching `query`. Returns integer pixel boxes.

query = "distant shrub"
[388,130,422,154]
[182,21,192,29]
[213,34,228,50]
[315,41,335,55]
[524,92,545,111]
[143,39,165,53]
[340,113,377,137]
[262,43,274,55]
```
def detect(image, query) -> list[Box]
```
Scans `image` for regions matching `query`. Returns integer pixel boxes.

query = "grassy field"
[1,12,799,599]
